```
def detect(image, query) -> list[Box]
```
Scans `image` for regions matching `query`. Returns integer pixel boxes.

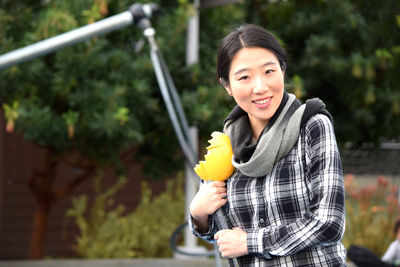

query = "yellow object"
[194,131,234,181]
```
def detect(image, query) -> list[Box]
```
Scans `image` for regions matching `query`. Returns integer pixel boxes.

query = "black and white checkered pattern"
[190,114,346,266]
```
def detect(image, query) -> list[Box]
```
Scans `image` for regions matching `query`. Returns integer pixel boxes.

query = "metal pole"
[186,0,199,66]
[141,21,224,265]
[0,11,133,70]
[184,127,199,248]
[157,47,195,156]
[144,25,197,167]
[0,3,159,70]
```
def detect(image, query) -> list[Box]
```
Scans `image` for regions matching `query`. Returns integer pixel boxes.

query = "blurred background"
[0,0,399,265]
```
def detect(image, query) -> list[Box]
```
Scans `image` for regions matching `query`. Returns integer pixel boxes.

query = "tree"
[245,0,400,147]
[0,0,196,258]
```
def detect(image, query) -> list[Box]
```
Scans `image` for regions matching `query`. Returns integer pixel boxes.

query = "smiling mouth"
[252,97,272,104]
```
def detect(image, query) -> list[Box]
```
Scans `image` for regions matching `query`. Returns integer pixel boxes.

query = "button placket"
[256,179,267,228]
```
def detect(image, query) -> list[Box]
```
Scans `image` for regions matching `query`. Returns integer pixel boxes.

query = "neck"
[249,116,268,140]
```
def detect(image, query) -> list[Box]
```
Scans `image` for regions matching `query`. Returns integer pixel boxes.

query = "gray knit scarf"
[223,92,332,177]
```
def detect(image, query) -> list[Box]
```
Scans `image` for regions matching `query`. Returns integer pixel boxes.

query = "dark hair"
[217,24,287,86]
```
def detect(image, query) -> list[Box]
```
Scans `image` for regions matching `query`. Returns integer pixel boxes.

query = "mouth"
[252,96,272,105]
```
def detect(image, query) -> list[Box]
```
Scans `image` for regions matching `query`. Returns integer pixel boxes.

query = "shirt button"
[260,218,264,223]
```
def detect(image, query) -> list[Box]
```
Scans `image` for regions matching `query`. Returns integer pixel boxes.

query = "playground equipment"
[0,3,223,266]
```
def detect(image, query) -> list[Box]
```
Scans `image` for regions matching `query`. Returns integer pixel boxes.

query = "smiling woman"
[189,24,346,267]
[223,47,285,140]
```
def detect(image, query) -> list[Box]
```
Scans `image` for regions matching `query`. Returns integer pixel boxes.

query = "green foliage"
[1,0,399,175]
[66,172,185,258]
[0,0,197,176]
[2,100,19,132]
[343,175,399,256]
[245,0,400,147]
[181,4,246,144]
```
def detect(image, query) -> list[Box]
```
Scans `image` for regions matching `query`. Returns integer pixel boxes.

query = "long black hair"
[217,24,287,86]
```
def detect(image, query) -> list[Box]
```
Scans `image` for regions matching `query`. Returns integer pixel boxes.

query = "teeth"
[254,98,270,104]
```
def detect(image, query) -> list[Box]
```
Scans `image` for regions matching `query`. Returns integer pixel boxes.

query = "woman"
[189,24,346,266]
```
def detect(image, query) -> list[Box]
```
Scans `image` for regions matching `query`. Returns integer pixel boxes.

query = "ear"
[220,77,232,96]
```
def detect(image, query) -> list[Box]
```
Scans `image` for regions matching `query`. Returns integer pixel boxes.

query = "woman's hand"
[214,227,248,258]
[189,181,228,232]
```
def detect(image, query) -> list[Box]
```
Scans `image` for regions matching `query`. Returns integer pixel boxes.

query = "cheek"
[272,74,285,90]
[230,81,252,97]
[232,87,251,101]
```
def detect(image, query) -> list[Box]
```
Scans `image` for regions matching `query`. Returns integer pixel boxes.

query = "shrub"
[66,173,185,258]
[343,174,399,256]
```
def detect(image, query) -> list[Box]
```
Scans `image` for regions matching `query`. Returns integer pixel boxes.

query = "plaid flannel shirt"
[189,114,346,266]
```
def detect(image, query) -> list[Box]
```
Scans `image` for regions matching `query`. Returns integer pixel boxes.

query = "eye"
[265,69,275,75]
[238,75,249,81]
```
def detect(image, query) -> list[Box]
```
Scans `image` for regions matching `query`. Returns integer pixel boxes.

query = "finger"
[214,232,219,240]
[211,181,226,188]
[209,182,227,190]
[211,193,226,201]
[216,198,228,208]
[206,198,226,214]
[216,191,227,199]
[214,229,226,240]
[216,229,227,237]
[210,187,227,195]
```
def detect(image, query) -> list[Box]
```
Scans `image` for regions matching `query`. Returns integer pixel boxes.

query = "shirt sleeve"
[188,212,218,243]
[247,114,346,257]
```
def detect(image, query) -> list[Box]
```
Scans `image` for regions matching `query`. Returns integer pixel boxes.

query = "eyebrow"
[233,61,277,76]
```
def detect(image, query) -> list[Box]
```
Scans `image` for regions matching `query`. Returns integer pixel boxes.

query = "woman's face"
[223,47,285,137]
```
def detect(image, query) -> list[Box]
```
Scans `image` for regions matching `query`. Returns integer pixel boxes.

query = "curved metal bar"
[0,11,132,70]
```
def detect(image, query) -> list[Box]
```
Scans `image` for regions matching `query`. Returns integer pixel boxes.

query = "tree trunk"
[27,149,96,259]
[28,201,51,259]
[27,149,56,259]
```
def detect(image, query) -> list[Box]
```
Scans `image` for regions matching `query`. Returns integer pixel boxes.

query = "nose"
[252,75,268,94]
